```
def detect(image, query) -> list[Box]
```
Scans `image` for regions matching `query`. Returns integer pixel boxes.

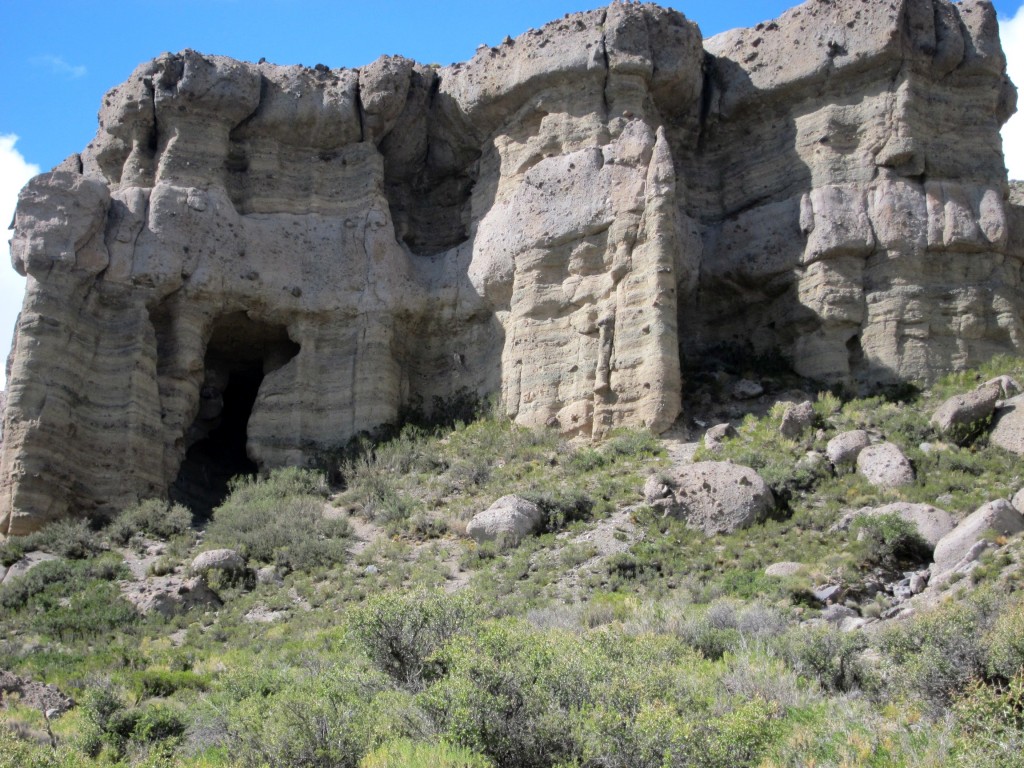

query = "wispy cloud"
[0,135,40,389]
[1001,3,1024,180]
[30,54,87,79]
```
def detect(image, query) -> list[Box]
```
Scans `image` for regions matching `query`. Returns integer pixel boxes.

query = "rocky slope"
[2,0,1021,535]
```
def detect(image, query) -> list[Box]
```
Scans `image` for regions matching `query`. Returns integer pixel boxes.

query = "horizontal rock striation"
[1,0,1020,534]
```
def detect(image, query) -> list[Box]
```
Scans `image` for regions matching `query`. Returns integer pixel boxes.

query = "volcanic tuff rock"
[1,0,1022,534]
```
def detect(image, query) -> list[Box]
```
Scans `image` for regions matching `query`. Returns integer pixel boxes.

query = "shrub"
[987,602,1024,681]
[0,518,104,564]
[350,590,479,690]
[778,624,869,693]
[128,669,210,701]
[850,513,931,569]
[204,468,348,570]
[359,739,493,768]
[226,665,386,768]
[878,589,1001,709]
[108,498,192,544]
[952,671,1024,768]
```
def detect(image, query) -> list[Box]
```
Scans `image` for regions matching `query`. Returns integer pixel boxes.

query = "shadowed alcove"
[171,312,300,515]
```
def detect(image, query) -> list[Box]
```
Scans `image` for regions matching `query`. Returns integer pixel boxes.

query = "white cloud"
[0,135,40,389]
[1001,4,1024,180]
[30,54,87,79]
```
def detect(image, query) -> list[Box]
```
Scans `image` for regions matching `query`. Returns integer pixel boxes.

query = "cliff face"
[1,0,1019,535]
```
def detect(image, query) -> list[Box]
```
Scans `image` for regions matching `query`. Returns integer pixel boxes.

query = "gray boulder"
[1,551,59,585]
[929,383,1000,443]
[932,499,1024,576]
[780,401,814,439]
[856,442,914,488]
[703,423,737,453]
[990,394,1024,456]
[191,548,246,576]
[765,561,804,578]
[1013,487,1024,515]
[467,495,544,546]
[651,461,775,536]
[826,430,870,466]
[983,375,1021,399]
[861,502,955,549]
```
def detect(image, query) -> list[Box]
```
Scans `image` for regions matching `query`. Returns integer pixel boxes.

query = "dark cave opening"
[171,313,299,517]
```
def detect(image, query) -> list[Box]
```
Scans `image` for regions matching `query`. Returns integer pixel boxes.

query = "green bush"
[204,468,348,570]
[987,602,1024,681]
[952,671,1024,768]
[777,624,869,693]
[350,590,478,690]
[0,519,104,564]
[108,498,192,544]
[878,589,1002,709]
[850,513,931,569]
[360,738,494,768]
[128,669,210,701]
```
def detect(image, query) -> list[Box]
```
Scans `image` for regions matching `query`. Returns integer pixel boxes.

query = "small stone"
[765,561,804,578]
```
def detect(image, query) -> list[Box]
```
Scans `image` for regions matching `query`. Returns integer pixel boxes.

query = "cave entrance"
[171,313,300,516]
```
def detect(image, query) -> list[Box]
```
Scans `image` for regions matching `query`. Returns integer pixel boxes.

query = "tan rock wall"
[1,0,1020,533]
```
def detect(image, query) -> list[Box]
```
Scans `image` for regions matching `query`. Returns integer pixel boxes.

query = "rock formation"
[2,0,1021,535]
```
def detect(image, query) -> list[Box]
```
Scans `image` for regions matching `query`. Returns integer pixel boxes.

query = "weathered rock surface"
[647,461,775,535]
[930,383,1000,442]
[2,0,1021,534]
[466,495,544,546]
[990,394,1024,455]
[703,423,737,453]
[119,574,222,618]
[0,551,59,585]
[780,401,814,439]
[932,499,1024,576]
[765,561,804,578]
[0,671,74,717]
[190,548,246,576]
[826,430,871,466]
[857,443,915,488]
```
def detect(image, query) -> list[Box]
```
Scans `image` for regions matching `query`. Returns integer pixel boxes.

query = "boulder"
[703,423,737,453]
[983,375,1021,398]
[652,462,775,536]
[990,394,1024,456]
[932,499,1024,576]
[1013,487,1024,514]
[826,430,870,466]
[466,495,544,546]
[191,548,246,576]
[765,561,804,578]
[929,382,1000,443]
[856,442,914,488]
[821,604,857,623]
[861,502,955,549]
[780,401,814,439]
[1,551,59,585]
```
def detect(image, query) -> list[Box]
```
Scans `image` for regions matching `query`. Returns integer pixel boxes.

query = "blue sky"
[1,0,1023,387]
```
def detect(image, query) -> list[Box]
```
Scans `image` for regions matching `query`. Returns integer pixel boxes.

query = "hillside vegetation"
[3,359,1024,767]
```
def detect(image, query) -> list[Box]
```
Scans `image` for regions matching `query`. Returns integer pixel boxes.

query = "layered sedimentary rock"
[1,0,1020,534]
